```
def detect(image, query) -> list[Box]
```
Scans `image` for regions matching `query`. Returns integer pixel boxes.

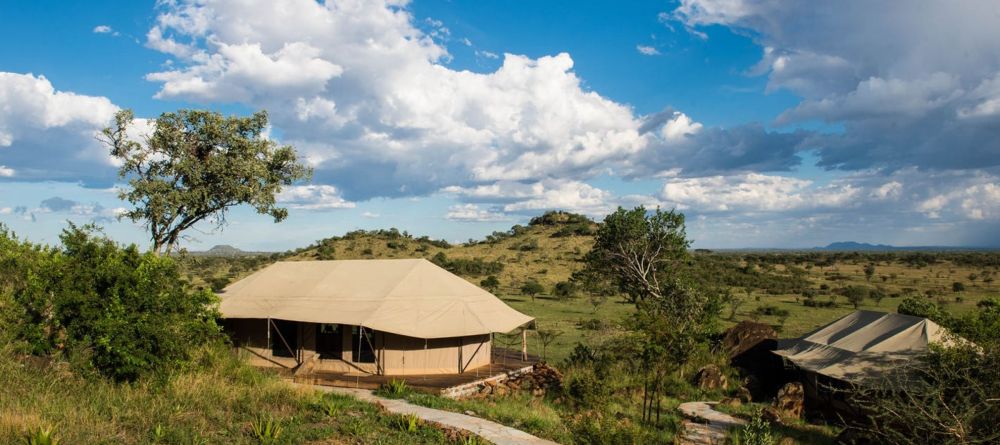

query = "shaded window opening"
[316,323,342,360]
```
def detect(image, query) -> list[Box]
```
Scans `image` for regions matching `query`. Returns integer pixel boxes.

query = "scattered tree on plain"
[583,206,720,425]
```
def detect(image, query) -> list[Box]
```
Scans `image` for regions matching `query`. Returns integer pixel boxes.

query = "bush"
[803,297,837,308]
[480,275,500,292]
[553,281,578,299]
[897,297,943,321]
[562,368,606,408]
[753,305,790,317]
[2,225,220,381]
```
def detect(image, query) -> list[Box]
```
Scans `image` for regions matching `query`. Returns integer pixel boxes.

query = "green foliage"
[584,206,689,304]
[863,263,876,282]
[376,379,411,399]
[948,298,1000,344]
[479,275,500,292]
[841,285,870,309]
[528,211,593,227]
[1,224,220,381]
[584,206,721,425]
[734,409,775,445]
[23,427,59,445]
[390,414,421,433]
[852,342,1000,444]
[520,280,545,298]
[952,281,966,292]
[562,368,607,408]
[249,415,284,445]
[431,252,504,277]
[897,296,943,320]
[517,239,540,251]
[102,109,311,253]
[753,305,790,317]
[552,280,578,299]
[209,276,232,292]
[445,257,504,276]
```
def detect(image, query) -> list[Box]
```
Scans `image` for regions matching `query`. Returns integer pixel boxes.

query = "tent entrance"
[317,323,343,359]
[270,319,298,358]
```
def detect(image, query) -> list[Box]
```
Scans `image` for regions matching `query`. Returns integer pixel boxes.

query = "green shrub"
[553,281,578,299]
[563,368,606,408]
[897,297,943,320]
[753,305,789,317]
[803,298,836,308]
[2,225,220,381]
[480,275,500,292]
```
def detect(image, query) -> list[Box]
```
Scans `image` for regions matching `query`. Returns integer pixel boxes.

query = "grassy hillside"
[181,211,1000,364]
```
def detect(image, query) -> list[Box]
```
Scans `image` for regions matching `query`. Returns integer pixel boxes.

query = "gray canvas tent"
[773,310,955,416]
[774,310,952,383]
[220,258,533,375]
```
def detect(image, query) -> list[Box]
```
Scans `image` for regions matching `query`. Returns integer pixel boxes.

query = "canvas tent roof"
[773,310,953,382]
[219,259,533,339]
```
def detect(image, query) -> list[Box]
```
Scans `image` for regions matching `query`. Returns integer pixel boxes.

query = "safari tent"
[773,310,954,416]
[220,259,533,376]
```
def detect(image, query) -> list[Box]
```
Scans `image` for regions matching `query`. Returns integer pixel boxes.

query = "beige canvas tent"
[220,259,533,375]
[773,310,954,416]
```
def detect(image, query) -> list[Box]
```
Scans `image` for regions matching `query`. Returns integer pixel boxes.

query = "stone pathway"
[676,401,747,445]
[299,384,562,445]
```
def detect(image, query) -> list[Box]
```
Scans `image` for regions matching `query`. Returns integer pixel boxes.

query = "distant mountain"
[815,241,997,252]
[188,244,270,257]
[820,241,897,251]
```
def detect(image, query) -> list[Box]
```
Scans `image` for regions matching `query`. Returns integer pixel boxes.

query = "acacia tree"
[584,206,720,425]
[101,109,311,254]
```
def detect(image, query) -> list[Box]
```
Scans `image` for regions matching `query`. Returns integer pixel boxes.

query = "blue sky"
[2,0,999,250]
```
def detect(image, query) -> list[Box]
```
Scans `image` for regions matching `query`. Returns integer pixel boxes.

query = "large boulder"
[723,321,783,398]
[772,382,805,419]
[694,364,728,390]
[722,321,778,358]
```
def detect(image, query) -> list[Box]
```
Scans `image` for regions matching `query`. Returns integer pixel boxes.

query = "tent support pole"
[521,329,527,361]
[356,326,362,388]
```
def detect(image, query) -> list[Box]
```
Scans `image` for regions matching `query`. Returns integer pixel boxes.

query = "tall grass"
[0,336,456,444]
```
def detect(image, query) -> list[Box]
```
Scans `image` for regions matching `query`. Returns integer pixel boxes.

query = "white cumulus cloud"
[445,204,509,222]
[0,72,119,182]
[276,185,355,210]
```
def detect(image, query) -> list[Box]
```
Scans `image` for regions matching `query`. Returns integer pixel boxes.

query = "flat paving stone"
[677,401,747,445]
[299,383,562,445]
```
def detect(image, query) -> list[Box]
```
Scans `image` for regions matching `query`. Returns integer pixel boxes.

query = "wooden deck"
[290,348,539,394]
